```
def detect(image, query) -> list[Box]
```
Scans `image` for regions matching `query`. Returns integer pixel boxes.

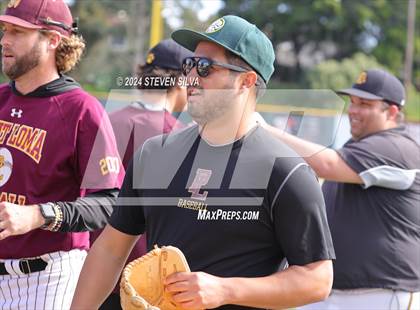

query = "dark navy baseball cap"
[337,69,406,107]
[145,39,194,71]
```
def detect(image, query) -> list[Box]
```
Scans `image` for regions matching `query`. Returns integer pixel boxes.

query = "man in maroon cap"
[0,0,123,309]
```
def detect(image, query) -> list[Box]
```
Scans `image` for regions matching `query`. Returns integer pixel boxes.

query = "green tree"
[220,0,365,81]
[306,53,385,90]
[220,0,420,89]
[70,0,150,90]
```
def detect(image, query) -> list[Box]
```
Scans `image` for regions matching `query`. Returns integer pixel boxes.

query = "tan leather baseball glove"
[120,245,190,310]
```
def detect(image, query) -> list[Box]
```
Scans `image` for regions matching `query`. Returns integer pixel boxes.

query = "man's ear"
[47,31,62,50]
[387,104,400,121]
[240,71,257,89]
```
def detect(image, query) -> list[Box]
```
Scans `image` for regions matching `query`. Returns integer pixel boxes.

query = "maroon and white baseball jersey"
[110,103,185,169]
[0,81,124,259]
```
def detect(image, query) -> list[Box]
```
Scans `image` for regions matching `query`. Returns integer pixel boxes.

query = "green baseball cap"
[171,15,275,83]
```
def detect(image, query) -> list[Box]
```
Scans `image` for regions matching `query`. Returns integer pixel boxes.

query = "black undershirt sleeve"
[109,158,146,236]
[55,188,119,232]
[272,164,335,266]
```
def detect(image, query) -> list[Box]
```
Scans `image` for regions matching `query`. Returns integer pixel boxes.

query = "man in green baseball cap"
[71,15,334,310]
[170,15,276,132]
[172,15,275,84]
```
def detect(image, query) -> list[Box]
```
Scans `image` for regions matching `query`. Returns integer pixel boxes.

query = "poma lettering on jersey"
[0,120,47,164]
[0,191,26,205]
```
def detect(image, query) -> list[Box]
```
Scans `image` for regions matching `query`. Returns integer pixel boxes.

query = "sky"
[197,0,224,21]
[162,0,224,29]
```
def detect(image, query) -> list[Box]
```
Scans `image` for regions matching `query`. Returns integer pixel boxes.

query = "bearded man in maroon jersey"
[0,0,123,309]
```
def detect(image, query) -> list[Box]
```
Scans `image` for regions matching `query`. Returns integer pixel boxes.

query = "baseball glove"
[120,245,190,310]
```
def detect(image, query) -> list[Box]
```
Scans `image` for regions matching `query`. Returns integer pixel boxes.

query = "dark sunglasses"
[182,57,249,78]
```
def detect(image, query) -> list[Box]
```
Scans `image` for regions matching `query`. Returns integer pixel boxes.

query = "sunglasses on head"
[182,56,249,78]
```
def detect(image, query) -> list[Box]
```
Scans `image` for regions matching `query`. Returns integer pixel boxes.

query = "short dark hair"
[136,64,182,92]
[381,101,405,124]
[224,50,266,100]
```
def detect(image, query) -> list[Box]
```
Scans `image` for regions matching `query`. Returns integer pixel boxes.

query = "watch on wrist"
[39,203,56,229]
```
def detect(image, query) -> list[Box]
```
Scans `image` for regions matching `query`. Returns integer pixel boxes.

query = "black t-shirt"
[323,126,420,291]
[111,125,335,309]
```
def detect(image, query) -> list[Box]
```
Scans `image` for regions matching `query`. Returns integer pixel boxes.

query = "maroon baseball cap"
[0,0,77,36]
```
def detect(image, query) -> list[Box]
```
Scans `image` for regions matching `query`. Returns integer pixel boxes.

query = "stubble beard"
[188,87,238,126]
[2,41,43,80]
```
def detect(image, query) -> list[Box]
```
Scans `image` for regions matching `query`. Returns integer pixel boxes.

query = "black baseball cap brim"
[336,88,383,100]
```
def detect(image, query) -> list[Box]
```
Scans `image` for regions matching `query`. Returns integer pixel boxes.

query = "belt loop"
[26,260,31,274]
[407,292,413,310]
[10,260,23,276]
[21,260,31,274]
[6,260,16,276]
